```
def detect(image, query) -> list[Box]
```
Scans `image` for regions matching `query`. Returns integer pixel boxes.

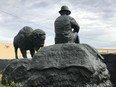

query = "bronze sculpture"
[1,5,112,87]
[54,5,80,44]
[13,26,46,59]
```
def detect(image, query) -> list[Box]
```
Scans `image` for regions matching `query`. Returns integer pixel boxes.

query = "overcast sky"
[0,0,116,48]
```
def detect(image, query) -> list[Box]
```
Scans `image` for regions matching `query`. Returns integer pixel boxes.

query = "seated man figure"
[54,5,80,44]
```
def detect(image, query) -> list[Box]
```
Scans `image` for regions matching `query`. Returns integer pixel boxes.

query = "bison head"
[31,29,46,51]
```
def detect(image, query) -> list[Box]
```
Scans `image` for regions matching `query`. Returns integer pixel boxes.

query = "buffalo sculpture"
[13,26,46,59]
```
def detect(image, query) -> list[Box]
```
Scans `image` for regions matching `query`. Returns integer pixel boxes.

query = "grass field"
[0,74,5,87]
[0,74,23,87]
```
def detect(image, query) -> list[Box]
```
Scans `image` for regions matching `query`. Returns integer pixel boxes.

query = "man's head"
[59,5,71,15]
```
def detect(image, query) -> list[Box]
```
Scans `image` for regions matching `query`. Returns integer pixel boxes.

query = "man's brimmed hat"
[59,5,71,15]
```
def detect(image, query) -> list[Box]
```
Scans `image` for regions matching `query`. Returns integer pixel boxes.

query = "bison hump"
[18,26,33,37]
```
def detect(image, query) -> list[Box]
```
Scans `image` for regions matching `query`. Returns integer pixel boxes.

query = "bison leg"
[75,35,80,43]
[20,48,27,58]
[30,49,35,58]
[14,47,18,59]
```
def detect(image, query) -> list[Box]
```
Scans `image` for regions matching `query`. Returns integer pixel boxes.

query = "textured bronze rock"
[1,59,30,85]
[54,5,80,44]
[0,59,10,73]
[0,44,116,87]
[13,26,46,59]
[102,54,116,87]
[24,43,112,87]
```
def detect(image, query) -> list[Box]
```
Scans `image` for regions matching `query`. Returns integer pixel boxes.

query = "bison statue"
[13,26,46,59]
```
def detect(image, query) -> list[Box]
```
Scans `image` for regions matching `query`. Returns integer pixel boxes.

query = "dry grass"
[0,74,5,87]
[0,74,23,87]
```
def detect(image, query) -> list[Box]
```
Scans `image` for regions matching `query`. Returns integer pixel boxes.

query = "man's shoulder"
[55,15,65,22]
[55,15,75,24]
[68,16,74,20]
[55,16,61,21]
[56,15,72,20]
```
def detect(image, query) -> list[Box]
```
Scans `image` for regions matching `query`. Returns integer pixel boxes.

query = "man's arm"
[70,18,80,33]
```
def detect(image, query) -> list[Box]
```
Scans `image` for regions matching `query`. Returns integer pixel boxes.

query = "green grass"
[0,74,5,87]
[0,74,23,87]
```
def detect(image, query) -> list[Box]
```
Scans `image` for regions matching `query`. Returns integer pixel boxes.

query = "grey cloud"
[0,0,116,48]
[30,1,50,9]
[69,0,116,11]
[69,0,116,20]
[23,0,58,9]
